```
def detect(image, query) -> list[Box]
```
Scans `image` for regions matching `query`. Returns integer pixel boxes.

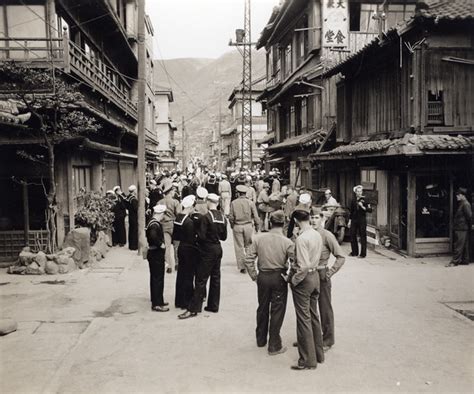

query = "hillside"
[153,50,266,164]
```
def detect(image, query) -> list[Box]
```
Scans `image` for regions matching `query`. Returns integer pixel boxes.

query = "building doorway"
[389,173,408,251]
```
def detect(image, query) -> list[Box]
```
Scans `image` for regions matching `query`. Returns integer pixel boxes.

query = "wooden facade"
[313,9,474,256]
[0,1,155,262]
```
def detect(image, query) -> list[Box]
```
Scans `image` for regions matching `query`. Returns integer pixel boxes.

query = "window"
[284,44,292,79]
[73,166,91,195]
[427,90,444,125]
[350,3,416,32]
[361,169,376,187]
[307,95,314,129]
[361,169,377,226]
[289,105,295,137]
[301,98,308,133]
[415,175,449,238]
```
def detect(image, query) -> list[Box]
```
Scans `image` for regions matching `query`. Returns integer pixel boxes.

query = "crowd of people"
[103,167,385,370]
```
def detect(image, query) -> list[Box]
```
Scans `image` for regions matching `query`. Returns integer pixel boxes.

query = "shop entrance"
[389,173,408,251]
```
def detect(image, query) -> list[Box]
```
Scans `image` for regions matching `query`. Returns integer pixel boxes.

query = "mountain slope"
[153,50,266,163]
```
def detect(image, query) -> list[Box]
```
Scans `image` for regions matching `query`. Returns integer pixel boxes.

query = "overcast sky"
[146,0,281,60]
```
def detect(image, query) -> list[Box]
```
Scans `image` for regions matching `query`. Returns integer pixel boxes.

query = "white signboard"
[322,0,349,47]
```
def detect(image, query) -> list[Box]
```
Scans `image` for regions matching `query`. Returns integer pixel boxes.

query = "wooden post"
[22,183,29,247]
[67,155,75,231]
[407,171,416,256]
[136,0,147,255]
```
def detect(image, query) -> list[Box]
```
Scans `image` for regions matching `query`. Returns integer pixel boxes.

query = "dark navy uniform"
[146,218,166,307]
[111,196,127,246]
[188,209,227,313]
[349,196,371,257]
[173,212,201,309]
[127,194,138,250]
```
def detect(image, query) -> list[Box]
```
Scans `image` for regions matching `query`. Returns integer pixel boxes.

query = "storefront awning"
[267,156,287,163]
[310,134,474,161]
[258,132,275,145]
[267,129,327,152]
[221,126,237,136]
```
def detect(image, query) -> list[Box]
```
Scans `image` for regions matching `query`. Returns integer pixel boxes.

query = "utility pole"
[218,91,223,171]
[182,116,186,169]
[229,0,255,170]
[137,0,146,255]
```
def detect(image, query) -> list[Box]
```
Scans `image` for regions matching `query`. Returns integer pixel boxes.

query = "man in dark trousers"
[127,185,138,251]
[111,186,127,246]
[173,195,201,309]
[245,210,294,356]
[146,204,169,312]
[447,188,472,267]
[310,211,345,352]
[178,193,227,319]
[349,185,372,258]
[284,209,324,370]
[229,185,260,273]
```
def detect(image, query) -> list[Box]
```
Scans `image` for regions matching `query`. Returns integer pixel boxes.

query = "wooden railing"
[427,101,444,125]
[0,36,137,120]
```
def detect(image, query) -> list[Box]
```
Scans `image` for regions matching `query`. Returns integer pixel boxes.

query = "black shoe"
[240,269,246,274]
[358,255,366,259]
[166,268,172,274]
[349,253,358,257]
[292,342,298,347]
[204,307,218,313]
[257,342,267,348]
[291,364,316,370]
[178,311,197,319]
[445,262,458,267]
[162,302,169,307]
[268,346,287,356]
[151,305,169,312]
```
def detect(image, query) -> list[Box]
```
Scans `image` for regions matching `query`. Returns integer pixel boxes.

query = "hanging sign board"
[322,0,349,48]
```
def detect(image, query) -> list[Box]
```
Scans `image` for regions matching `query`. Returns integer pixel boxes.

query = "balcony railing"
[0,36,137,120]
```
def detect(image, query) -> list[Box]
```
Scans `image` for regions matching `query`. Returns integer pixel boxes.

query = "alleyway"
[1,234,473,393]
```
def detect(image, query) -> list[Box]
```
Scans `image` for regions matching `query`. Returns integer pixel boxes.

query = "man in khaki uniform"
[245,210,294,356]
[229,185,260,273]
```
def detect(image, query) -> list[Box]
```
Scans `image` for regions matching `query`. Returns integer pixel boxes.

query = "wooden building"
[0,1,156,262]
[257,0,416,188]
[311,1,474,256]
[223,83,268,169]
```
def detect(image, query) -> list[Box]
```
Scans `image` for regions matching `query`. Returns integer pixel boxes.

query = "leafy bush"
[75,192,114,243]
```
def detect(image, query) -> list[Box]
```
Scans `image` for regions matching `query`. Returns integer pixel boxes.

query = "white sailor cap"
[113,186,121,192]
[196,186,208,199]
[153,204,167,214]
[181,195,196,209]
[106,190,114,195]
[353,185,363,193]
[207,193,220,203]
[128,185,137,192]
[299,193,312,205]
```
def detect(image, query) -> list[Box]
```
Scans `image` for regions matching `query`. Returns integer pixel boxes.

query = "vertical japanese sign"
[322,0,349,47]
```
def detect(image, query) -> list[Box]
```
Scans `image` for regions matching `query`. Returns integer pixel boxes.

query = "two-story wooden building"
[0,1,156,262]
[257,0,417,187]
[311,1,474,256]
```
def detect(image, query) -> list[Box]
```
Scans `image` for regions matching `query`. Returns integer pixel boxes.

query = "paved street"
[1,234,473,394]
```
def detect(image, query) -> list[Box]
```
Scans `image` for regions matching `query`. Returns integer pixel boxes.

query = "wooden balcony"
[0,36,137,120]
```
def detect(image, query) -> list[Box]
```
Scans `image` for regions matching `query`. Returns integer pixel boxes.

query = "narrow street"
[1,234,473,393]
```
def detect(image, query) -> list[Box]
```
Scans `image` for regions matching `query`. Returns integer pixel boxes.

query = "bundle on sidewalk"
[7,228,111,275]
